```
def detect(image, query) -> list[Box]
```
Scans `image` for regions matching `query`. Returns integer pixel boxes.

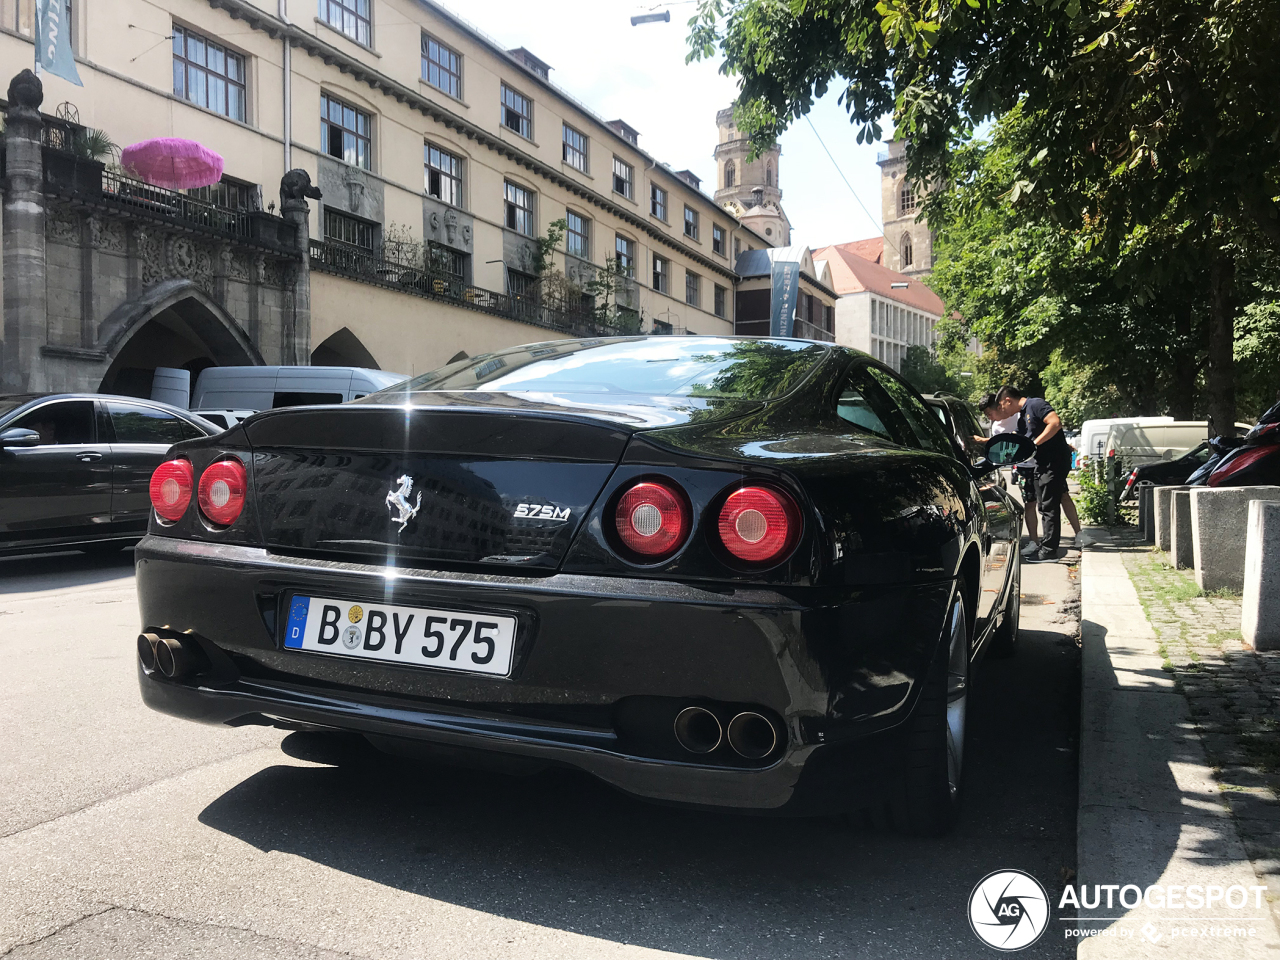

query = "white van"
[1078,416,1173,465]
[1104,421,1255,471]
[191,366,408,414]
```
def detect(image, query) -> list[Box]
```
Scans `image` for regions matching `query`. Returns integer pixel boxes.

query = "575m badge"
[514,503,571,522]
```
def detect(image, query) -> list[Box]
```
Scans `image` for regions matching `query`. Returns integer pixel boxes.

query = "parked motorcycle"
[1184,435,1248,486]
[1203,401,1280,487]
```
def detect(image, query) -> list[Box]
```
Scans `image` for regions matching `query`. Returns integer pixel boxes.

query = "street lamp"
[630,11,670,24]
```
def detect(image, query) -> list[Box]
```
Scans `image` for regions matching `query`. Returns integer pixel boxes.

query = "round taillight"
[197,458,247,526]
[149,459,194,522]
[717,485,801,565]
[615,480,690,559]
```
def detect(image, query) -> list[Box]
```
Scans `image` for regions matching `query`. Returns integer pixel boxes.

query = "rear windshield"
[386,338,829,401]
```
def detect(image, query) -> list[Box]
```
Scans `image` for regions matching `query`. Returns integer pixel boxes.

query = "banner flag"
[35,0,82,87]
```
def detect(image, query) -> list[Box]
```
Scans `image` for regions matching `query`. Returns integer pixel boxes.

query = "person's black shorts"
[1017,466,1036,503]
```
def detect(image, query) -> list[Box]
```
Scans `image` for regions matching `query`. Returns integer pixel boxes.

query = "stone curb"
[1077,529,1280,958]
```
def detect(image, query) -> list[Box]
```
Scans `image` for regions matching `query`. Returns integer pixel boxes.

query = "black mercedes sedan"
[134,337,1033,835]
[0,393,219,556]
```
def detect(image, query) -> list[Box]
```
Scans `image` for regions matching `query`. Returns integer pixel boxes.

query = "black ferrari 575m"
[135,337,1033,835]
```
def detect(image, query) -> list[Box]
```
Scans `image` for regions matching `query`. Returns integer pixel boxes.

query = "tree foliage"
[689,0,1280,431]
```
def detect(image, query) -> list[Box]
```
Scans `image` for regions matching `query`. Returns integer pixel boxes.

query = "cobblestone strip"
[1114,531,1280,923]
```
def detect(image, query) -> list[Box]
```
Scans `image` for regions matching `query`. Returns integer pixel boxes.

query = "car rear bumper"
[134,536,956,813]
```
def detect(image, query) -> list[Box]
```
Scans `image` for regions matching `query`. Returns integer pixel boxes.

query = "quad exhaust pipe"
[673,706,722,754]
[673,706,779,759]
[726,711,778,760]
[138,632,202,680]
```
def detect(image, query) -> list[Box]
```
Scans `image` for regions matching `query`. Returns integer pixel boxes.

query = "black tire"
[987,549,1021,658]
[889,587,970,837]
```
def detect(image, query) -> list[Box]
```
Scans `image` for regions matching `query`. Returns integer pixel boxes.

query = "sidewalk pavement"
[1077,528,1280,957]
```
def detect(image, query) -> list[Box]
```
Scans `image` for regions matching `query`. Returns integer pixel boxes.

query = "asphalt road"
[0,545,1081,960]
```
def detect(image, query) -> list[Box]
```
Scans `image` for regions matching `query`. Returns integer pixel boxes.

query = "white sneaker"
[1076,532,1096,548]
[1021,542,1040,558]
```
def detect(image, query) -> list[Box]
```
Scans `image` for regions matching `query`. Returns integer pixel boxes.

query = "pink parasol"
[120,137,225,190]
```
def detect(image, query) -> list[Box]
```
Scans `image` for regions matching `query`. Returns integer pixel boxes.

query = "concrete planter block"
[1171,490,1194,569]
[1138,485,1156,543]
[1191,485,1280,592]
[1155,486,1189,553]
[1243,501,1280,650]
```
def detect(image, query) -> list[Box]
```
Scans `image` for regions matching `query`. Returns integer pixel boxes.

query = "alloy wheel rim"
[945,600,969,799]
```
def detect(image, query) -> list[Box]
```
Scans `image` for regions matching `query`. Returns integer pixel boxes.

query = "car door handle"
[77,452,103,462]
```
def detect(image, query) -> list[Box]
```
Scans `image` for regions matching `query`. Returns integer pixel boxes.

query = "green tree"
[688,0,1280,433]
[900,345,958,395]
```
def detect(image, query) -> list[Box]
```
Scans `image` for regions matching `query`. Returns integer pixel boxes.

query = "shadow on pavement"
[0,546,135,593]
[197,622,1083,959]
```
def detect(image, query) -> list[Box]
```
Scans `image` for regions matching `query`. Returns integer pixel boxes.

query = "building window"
[685,270,700,307]
[504,181,534,236]
[724,161,735,189]
[172,26,246,122]
[683,205,699,241]
[421,34,461,99]
[563,124,588,172]
[652,254,668,294]
[901,233,913,268]
[650,183,667,220]
[424,143,462,207]
[501,84,532,139]
[321,93,371,169]
[712,224,725,256]
[615,235,634,276]
[900,183,917,215]
[187,176,258,210]
[714,284,727,319]
[324,209,376,251]
[566,211,590,260]
[766,162,774,186]
[612,157,634,199]
[429,242,467,284]
[320,0,370,47]
[507,269,538,299]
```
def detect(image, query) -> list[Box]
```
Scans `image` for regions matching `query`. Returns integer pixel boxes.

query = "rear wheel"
[987,550,1021,658]
[890,589,969,837]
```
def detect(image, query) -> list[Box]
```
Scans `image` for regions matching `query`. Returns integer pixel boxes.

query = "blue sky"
[433,0,894,250]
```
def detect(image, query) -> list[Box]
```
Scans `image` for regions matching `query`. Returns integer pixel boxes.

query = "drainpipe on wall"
[280,0,292,175]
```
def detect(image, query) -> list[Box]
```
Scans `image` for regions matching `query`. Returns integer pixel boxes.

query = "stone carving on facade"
[444,209,459,245]
[279,169,322,205]
[252,255,266,285]
[343,166,367,213]
[462,225,472,246]
[46,207,80,245]
[429,211,440,236]
[6,69,43,118]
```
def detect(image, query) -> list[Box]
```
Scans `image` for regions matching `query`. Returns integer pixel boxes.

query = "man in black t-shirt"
[988,385,1072,562]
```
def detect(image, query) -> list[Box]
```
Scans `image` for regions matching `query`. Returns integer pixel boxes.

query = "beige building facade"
[814,240,943,372]
[712,107,790,247]
[2,0,760,382]
[876,139,933,277]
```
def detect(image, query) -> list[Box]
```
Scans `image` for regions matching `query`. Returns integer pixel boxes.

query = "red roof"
[830,237,884,265]
[813,241,946,316]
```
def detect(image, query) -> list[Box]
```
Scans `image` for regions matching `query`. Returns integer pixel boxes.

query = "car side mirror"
[969,432,1037,477]
[0,427,42,447]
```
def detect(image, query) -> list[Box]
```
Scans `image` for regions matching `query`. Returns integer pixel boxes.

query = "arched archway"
[900,233,914,269]
[724,161,735,189]
[311,327,380,369]
[97,280,262,400]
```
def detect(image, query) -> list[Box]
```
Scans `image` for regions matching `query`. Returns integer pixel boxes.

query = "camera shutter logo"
[968,869,1049,951]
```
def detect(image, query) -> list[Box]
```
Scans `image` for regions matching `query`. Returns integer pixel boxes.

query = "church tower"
[877,139,934,276]
[713,106,791,246]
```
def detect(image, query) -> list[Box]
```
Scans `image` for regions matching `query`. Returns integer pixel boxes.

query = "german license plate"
[283,596,517,677]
